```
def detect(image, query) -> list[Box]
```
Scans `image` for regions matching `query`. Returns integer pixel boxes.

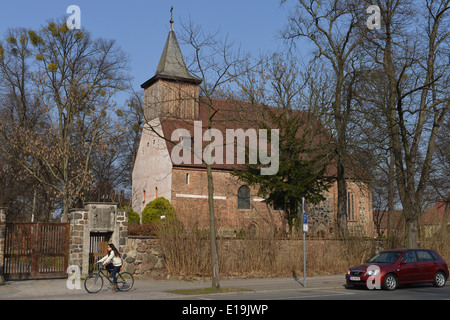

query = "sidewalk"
[0,275,345,300]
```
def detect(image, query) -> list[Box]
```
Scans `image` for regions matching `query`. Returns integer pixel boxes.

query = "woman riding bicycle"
[98,243,123,291]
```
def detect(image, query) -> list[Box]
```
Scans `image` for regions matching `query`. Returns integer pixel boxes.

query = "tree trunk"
[387,147,395,247]
[336,160,348,239]
[404,218,418,249]
[61,196,69,223]
[439,202,449,237]
[334,67,349,239]
[206,163,220,289]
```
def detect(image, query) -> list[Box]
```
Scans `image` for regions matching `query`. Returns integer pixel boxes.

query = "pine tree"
[233,106,332,234]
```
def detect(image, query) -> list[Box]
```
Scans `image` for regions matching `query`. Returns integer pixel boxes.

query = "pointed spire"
[155,30,194,80]
[141,7,202,89]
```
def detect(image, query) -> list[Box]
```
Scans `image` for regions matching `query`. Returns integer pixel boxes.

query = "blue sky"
[0,1,296,100]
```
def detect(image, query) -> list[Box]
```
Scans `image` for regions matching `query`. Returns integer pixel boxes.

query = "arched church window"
[248,223,257,237]
[347,191,355,221]
[238,185,250,210]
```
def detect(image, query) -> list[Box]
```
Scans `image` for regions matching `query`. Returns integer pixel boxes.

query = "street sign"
[303,209,307,233]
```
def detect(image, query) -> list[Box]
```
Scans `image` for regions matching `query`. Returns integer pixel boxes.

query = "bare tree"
[281,0,364,237]
[362,0,449,247]
[0,20,128,222]
[233,54,334,235]
[180,20,256,289]
[0,27,49,221]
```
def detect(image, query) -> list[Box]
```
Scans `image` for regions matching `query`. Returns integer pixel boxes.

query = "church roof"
[423,200,449,225]
[156,98,369,182]
[141,30,202,89]
[158,98,332,171]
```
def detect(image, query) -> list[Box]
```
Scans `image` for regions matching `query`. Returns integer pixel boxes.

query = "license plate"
[350,276,360,281]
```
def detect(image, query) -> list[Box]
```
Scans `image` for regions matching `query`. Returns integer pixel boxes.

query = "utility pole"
[302,197,307,287]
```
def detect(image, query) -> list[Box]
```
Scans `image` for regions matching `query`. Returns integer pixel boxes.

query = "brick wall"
[170,168,374,238]
[171,167,285,236]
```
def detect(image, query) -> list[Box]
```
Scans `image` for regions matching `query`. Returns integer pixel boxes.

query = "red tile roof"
[423,200,449,225]
[155,97,365,181]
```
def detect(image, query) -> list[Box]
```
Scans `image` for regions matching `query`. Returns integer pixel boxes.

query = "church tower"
[141,8,202,121]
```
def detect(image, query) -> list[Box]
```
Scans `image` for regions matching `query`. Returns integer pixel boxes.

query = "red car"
[346,248,449,290]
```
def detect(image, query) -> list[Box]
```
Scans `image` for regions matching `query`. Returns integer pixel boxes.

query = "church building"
[131,17,374,238]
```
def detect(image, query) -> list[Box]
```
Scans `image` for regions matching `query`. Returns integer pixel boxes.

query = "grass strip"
[166,287,253,295]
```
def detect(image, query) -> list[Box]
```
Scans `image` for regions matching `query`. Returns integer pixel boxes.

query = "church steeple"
[153,29,200,83]
[141,6,202,121]
[141,7,201,90]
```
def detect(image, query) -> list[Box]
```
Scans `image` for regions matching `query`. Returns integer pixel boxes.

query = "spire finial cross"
[170,6,174,30]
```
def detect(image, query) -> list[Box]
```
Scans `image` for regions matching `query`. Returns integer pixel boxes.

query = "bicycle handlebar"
[96,262,106,270]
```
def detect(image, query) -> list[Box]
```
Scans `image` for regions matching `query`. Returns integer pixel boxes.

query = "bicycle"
[84,263,134,293]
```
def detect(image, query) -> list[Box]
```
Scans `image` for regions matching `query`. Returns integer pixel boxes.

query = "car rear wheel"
[383,273,398,291]
[433,271,446,288]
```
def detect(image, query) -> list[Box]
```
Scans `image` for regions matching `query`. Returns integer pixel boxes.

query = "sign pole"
[302,197,307,287]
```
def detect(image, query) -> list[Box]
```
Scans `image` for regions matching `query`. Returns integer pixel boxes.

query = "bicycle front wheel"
[84,273,104,293]
[117,272,134,292]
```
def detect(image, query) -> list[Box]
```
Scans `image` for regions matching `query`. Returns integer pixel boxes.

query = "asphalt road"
[195,284,450,300]
[164,284,450,319]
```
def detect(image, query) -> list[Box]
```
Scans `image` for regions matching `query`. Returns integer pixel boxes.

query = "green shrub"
[142,197,176,224]
[124,207,140,225]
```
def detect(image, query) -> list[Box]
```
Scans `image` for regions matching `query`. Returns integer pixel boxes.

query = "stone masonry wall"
[122,237,165,276]
[68,208,89,269]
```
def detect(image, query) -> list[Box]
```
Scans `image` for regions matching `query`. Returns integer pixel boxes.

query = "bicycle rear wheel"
[84,273,104,293]
[117,272,134,292]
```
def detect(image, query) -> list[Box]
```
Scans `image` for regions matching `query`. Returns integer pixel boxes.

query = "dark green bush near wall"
[124,206,140,225]
[142,197,176,224]
[125,198,177,236]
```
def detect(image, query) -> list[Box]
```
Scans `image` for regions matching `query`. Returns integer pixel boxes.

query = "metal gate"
[88,232,111,273]
[3,223,69,280]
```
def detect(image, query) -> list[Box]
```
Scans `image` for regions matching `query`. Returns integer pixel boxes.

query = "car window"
[402,251,417,263]
[429,251,439,260]
[368,251,402,263]
[416,250,435,262]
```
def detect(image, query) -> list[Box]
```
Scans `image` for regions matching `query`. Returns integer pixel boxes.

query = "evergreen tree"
[233,106,332,233]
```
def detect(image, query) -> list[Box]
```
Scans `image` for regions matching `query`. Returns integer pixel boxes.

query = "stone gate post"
[68,203,128,276]
[68,206,89,275]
